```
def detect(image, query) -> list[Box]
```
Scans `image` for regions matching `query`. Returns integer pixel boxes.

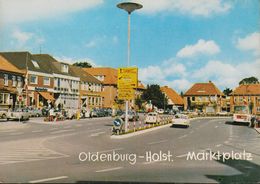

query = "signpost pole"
[117,2,142,133]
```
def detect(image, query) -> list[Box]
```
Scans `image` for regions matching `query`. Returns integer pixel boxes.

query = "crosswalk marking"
[0,139,69,165]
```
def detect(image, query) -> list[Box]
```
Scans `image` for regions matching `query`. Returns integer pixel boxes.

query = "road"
[0,116,259,183]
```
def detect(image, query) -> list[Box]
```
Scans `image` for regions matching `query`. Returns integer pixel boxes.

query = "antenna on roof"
[39,45,42,54]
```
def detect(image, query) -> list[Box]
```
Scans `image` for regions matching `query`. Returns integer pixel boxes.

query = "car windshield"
[234,106,249,114]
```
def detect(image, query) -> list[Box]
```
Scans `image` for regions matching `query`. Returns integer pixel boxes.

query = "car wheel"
[2,114,7,119]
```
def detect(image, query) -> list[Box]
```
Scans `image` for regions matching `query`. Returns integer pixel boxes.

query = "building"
[70,66,103,109]
[184,81,224,113]
[83,67,117,108]
[0,52,55,108]
[230,84,260,115]
[0,55,25,110]
[33,54,80,109]
[160,86,184,110]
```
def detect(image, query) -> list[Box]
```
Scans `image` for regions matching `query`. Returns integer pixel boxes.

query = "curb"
[111,116,232,139]
[111,123,172,139]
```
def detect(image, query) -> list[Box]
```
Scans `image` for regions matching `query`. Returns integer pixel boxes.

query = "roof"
[136,81,146,90]
[83,67,117,85]
[0,55,24,74]
[0,52,52,74]
[70,66,102,84]
[232,84,260,95]
[161,86,184,105]
[184,81,223,96]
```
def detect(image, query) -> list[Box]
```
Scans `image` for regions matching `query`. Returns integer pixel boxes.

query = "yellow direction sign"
[118,67,138,89]
[118,88,135,100]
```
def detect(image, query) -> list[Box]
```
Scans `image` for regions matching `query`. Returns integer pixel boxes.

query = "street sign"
[118,67,138,89]
[118,88,135,100]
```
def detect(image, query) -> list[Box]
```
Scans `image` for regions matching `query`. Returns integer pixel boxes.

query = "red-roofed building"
[161,86,184,109]
[231,84,260,115]
[184,81,224,113]
[0,56,25,110]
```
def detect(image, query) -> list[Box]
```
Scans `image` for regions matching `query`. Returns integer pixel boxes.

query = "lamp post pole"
[117,2,142,133]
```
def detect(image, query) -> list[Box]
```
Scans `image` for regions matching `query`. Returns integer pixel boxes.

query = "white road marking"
[50,128,59,131]
[88,128,102,132]
[148,139,168,145]
[215,144,222,147]
[95,167,123,173]
[224,141,229,144]
[9,132,24,136]
[215,126,218,128]
[178,135,188,139]
[90,131,105,137]
[29,176,68,183]
[32,130,43,133]
[176,153,188,158]
[143,160,161,165]
[189,130,194,134]
[50,129,75,134]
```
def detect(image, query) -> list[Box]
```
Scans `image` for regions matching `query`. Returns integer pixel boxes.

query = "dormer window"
[32,60,40,68]
[62,64,69,73]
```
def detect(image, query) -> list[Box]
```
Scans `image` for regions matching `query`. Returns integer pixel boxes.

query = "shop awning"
[39,92,55,101]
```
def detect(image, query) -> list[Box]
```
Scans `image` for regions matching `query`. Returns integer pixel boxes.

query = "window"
[61,64,69,73]
[43,77,50,86]
[0,93,9,105]
[17,76,22,87]
[30,75,38,84]
[257,107,260,112]
[12,76,17,87]
[192,97,195,101]
[4,74,8,86]
[32,60,40,68]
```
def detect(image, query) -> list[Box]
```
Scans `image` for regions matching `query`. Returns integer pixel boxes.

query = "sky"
[0,0,259,93]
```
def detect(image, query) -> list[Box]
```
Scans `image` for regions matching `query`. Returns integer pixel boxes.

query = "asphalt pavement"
[0,116,259,183]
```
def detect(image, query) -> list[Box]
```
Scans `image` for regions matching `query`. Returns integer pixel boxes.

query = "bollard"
[139,120,142,130]
[133,121,136,132]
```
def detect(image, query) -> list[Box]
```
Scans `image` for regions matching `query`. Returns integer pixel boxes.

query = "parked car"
[121,111,139,121]
[7,109,30,121]
[24,107,42,117]
[0,109,8,119]
[144,112,160,124]
[217,111,228,116]
[157,109,164,114]
[172,114,190,127]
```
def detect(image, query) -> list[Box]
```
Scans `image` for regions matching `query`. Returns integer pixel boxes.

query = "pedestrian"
[49,107,54,122]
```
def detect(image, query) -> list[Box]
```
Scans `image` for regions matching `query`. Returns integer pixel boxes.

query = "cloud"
[85,35,119,48]
[236,32,260,56]
[11,28,45,49]
[134,0,231,17]
[176,39,220,58]
[192,59,260,89]
[0,0,103,23]
[139,58,188,92]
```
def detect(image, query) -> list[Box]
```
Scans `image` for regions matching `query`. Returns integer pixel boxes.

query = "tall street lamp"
[117,2,142,132]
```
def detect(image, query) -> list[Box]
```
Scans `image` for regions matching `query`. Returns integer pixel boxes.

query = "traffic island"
[111,116,172,139]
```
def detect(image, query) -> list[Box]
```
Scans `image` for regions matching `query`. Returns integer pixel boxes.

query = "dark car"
[120,111,139,121]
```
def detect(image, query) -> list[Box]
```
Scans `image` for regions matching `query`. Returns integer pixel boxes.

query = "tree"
[223,88,233,96]
[239,76,259,85]
[141,84,168,109]
[135,96,143,110]
[73,61,92,68]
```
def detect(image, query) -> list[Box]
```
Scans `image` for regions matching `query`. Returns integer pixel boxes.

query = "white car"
[7,109,30,121]
[172,114,190,127]
[157,109,164,114]
[144,112,160,124]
